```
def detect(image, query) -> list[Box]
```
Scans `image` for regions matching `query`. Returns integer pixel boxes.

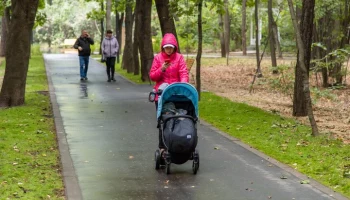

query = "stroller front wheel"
[155,149,161,170]
[192,150,199,174]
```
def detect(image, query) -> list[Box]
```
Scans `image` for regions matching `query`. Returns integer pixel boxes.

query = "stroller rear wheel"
[165,152,171,174]
[155,149,161,170]
[192,150,199,174]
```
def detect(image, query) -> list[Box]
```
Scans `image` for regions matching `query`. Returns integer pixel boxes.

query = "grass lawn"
[0,56,64,199]
[107,56,350,198]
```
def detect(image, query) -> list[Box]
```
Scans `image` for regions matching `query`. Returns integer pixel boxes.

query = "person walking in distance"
[101,30,119,82]
[74,30,94,81]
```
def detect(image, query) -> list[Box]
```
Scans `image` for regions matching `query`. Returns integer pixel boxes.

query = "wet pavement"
[44,54,346,200]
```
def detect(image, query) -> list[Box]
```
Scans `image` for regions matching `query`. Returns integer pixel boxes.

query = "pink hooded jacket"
[149,33,189,100]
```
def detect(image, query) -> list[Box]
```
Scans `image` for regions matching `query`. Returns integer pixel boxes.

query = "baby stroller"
[154,83,199,174]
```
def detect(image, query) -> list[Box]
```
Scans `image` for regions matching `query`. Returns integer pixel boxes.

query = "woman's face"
[164,47,174,55]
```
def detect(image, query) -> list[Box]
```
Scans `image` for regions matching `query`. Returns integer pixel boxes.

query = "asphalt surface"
[44,54,347,200]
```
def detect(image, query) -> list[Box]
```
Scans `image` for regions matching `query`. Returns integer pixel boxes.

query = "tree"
[287,0,319,136]
[155,0,179,51]
[132,0,140,75]
[100,1,105,54]
[219,14,225,57]
[138,0,153,82]
[293,0,315,116]
[268,0,277,73]
[106,0,112,30]
[114,0,124,63]
[121,0,133,72]
[196,0,203,100]
[223,0,230,63]
[0,0,40,107]
[255,0,262,77]
[0,3,10,57]
[241,0,247,56]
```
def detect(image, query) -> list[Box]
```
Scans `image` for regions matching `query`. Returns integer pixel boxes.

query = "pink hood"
[161,33,178,52]
[149,33,189,100]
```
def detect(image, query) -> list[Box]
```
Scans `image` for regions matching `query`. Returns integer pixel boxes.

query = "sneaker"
[112,78,116,82]
[80,78,84,81]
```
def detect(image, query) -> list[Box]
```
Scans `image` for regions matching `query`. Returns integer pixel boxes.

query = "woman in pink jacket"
[149,33,189,150]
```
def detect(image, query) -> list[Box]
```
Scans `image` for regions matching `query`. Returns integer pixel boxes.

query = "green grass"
[0,56,64,199]
[199,92,350,198]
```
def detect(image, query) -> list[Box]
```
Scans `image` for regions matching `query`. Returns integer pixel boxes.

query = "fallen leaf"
[116,88,120,90]
[129,156,134,159]
[300,180,310,184]
[280,175,288,179]
[214,147,219,150]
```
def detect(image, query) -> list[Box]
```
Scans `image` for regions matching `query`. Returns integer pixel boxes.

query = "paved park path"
[44,54,346,200]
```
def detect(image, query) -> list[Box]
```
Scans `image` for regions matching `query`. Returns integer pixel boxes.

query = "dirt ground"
[189,57,350,144]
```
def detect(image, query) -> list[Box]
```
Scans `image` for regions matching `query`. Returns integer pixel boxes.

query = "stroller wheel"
[166,163,171,174]
[192,150,199,174]
[155,149,161,170]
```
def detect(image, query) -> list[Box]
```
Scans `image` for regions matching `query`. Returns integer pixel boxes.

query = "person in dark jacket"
[74,30,94,80]
[101,30,119,82]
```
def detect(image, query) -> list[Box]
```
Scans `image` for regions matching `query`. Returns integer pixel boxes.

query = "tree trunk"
[196,0,203,100]
[122,0,134,73]
[154,0,180,52]
[224,0,230,65]
[287,0,319,136]
[0,6,10,57]
[268,0,277,73]
[219,14,225,57]
[115,11,124,64]
[0,0,40,107]
[106,0,112,30]
[293,0,315,117]
[100,1,104,55]
[255,0,262,77]
[272,23,282,58]
[138,0,153,82]
[241,0,247,56]
[133,0,141,75]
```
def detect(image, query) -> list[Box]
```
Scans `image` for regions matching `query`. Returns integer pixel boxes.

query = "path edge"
[44,54,83,200]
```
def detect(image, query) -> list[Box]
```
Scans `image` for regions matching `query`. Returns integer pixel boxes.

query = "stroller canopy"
[157,83,199,119]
